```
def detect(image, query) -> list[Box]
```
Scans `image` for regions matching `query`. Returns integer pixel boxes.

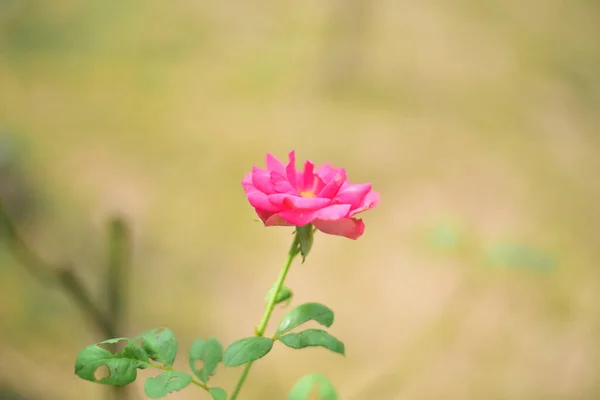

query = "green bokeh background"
[1,1,599,399]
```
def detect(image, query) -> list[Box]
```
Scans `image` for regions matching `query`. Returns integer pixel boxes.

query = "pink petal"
[252,166,275,194]
[246,189,280,212]
[270,171,297,194]
[334,183,372,209]
[242,172,253,190]
[315,163,337,182]
[301,160,315,192]
[278,209,317,226]
[266,153,286,176]
[349,190,380,216]
[313,218,365,240]
[256,210,293,226]
[267,193,330,210]
[286,151,297,189]
[317,169,346,199]
[279,204,351,228]
[297,171,326,194]
[313,175,327,194]
[313,204,351,220]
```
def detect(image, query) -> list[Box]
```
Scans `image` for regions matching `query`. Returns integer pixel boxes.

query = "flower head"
[242,151,379,239]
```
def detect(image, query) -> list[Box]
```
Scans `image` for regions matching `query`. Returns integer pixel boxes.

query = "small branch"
[0,199,53,283]
[0,200,115,337]
[0,201,139,400]
[57,268,116,338]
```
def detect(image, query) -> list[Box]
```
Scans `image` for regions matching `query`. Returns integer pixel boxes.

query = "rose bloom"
[242,151,379,240]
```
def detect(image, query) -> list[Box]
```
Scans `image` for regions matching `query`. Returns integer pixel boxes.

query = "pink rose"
[242,151,379,240]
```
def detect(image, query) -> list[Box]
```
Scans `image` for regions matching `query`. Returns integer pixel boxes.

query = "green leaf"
[223,337,274,367]
[74,338,148,386]
[209,387,228,400]
[289,373,338,400]
[296,224,315,263]
[266,283,293,307]
[275,303,334,337]
[135,328,178,367]
[189,337,223,382]
[144,371,192,398]
[279,329,345,356]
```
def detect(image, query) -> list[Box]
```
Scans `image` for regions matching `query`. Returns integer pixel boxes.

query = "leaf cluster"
[75,302,343,399]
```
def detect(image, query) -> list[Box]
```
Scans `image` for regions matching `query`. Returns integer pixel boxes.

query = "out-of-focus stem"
[0,200,137,400]
[0,200,115,337]
[106,217,132,400]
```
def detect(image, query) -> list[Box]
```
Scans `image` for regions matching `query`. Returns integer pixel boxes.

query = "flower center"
[300,190,316,198]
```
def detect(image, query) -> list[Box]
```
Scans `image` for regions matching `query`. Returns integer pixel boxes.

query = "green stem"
[229,363,252,400]
[229,233,300,400]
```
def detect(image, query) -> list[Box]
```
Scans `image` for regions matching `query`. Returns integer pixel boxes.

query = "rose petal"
[315,163,337,182]
[313,204,351,220]
[349,190,380,216]
[298,172,326,195]
[286,151,297,189]
[279,204,351,227]
[266,153,286,176]
[313,218,365,240]
[334,183,372,209]
[242,172,253,190]
[246,189,280,212]
[256,209,293,226]
[317,169,346,199]
[313,175,327,194]
[252,166,274,194]
[268,193,330,209]
[300,160,315,192]
[255,209,273,223]
[278,209,317,226]
[270,171,297,194]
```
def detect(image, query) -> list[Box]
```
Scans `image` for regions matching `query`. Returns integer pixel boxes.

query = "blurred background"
[1,0,599,399]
